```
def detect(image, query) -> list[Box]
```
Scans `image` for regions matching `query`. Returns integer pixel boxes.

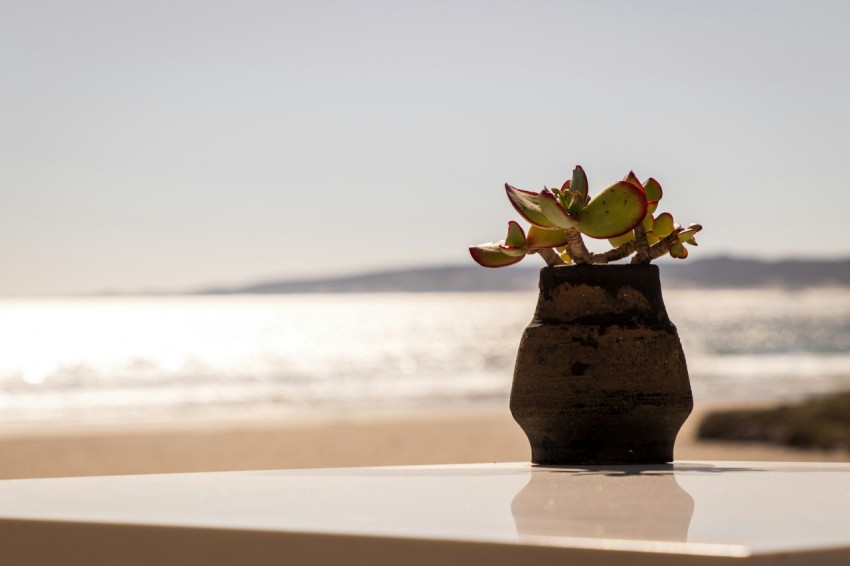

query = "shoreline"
[0,388,835,431]
[1,401,847,480]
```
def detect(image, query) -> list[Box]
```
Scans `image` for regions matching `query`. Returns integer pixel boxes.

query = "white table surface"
[1,461,850,565]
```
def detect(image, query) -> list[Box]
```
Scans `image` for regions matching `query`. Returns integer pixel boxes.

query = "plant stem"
[565,228,593,264]
[536,247,565,266]
[631,224,651,264]
[565,228,636,265]
[600,240,636,263]
[647,228,683,260]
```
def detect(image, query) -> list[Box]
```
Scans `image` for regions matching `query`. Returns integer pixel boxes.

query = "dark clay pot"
[510,264,693,465]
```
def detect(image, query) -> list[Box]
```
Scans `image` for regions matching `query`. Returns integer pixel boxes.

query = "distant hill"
[198,265,540,294]
[661,256,850,289]
[196,256,850,294]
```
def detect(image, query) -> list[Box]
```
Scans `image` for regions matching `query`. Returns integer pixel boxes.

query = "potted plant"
[470,166,702,465]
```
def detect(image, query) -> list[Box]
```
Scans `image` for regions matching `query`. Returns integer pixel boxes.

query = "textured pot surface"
[510,264,693,465]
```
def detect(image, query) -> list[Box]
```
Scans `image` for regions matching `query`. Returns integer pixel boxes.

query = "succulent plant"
[470,166,702,267]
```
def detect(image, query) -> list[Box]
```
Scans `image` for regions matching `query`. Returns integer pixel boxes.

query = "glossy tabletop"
[1,461,850,565]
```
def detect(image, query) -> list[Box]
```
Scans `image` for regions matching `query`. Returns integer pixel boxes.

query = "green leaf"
[653,212,675,238]
[608,231,635,248]
[504,220,526,248]
[643,177,663,201]
[498,244,526,257]
[539,190,580,229]
[623,171,643,190]
[526,225,570,249]
[469,243,526,267]
[670,242,689,259]
[566,191,583,217]
[505,184,557,228]
[558,179,571,205]
[677,224,703,244]
[571,165,588,202]
[579,181,648,238]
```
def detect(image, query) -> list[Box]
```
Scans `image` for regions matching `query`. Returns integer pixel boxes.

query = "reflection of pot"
[510,265,693,464]
[511,467,694,542]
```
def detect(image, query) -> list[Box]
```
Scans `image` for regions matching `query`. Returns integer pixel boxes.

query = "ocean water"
[2,289,850,424]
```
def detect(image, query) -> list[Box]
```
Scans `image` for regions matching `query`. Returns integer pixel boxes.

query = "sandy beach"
[1,401,846,480]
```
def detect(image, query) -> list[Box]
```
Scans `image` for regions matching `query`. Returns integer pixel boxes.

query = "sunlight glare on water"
[1,288,850,423]
[0,294,537,423]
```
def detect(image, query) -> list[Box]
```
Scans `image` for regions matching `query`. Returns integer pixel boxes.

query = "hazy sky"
[2,0,849,295]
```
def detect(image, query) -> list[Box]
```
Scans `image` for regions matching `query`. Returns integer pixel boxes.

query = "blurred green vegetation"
[698,392,850,453]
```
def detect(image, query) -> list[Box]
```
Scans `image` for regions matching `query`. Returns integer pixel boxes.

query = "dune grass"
[697,392,850,453]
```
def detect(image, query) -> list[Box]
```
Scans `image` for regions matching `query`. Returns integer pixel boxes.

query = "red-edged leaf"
[670,242,689,259]
[653,212,675,238]
[505,184,557,228]
[504,220,526,248]
[539,190,580,229]
[623,171,643,191]
[526,225,570,249]
[579,181,648,239]
[498,244,526,257]
[643,177,663,201]
[676,223,703,244]
[469,243,525,267]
